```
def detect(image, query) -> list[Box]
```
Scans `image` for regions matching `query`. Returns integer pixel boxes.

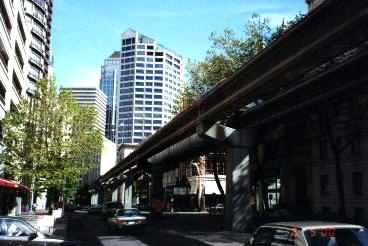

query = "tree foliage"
[173,14,272,113]
[0,79,103,194]
[173,13,306,114]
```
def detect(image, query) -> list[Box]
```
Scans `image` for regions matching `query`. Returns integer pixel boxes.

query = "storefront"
[0,178,31,216]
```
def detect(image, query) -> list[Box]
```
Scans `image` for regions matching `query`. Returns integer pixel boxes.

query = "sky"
[52,0,307,88]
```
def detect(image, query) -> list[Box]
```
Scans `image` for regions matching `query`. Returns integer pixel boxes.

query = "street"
[64,212,249,246]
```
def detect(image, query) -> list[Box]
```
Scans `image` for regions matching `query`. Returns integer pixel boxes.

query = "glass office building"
[117,29,184,145]
[100,51,120,142]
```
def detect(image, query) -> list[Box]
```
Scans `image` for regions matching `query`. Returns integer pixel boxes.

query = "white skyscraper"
[63,87,108,135]
[117,29,184,145]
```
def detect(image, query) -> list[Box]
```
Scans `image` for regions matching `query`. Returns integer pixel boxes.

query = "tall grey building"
[24,0,53,90]
[117,29,184,145]
[63,87,108,135]
[0,0,29,120]
[100,51,120,142]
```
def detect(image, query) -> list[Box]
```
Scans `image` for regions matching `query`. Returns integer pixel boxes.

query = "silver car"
[107,209,147,231]
[246,221,368,246]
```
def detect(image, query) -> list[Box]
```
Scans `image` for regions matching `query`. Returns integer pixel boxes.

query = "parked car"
[107,208,147,231]
[246,221,368,246]
[209,203,224,215]
[88,204,103,215]
[0,216,77,245]
[102,201,124,218]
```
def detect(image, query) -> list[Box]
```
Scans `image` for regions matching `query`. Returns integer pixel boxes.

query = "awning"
[0,178,31,192]
[0,178,18,189]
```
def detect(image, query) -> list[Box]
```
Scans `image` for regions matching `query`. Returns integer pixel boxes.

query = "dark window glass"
[155,58,163,62]
[353,172,363,195]
[320,174,328,195]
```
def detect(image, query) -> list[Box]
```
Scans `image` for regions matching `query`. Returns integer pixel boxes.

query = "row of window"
[119,113,162,118]
[121,76,164,82]
[119,101,163,106]
[117,118,163,125]
[119,107,162,112]
[121,56,164,63]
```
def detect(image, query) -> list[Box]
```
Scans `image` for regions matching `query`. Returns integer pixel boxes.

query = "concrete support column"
[151,167,164,214]
[225,128,257,232]
[124,185,133,208]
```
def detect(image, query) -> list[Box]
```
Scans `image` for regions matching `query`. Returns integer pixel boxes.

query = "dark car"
[88,204,103,215]
[246,221,368,246]
[102,201,124,218]
[107,208,147,231]
[0,216,77,245]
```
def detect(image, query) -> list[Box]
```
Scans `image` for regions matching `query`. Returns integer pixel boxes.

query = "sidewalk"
[21,209,67,236]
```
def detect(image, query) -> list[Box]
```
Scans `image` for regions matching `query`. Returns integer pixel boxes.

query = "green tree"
[173,14,272,114]
[0,79,103,203]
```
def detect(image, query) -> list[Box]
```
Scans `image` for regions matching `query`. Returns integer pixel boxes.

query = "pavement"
[65,212,250,246]
[21,209,66,236]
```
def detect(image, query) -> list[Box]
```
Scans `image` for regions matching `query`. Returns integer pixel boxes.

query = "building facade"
[24,0,53,90]
[63,87,108,135]
[117,29,184,145]
[0,0,29,120]
[100,51,120,142]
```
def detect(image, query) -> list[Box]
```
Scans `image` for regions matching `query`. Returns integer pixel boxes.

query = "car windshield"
[117,210,140,217]
[304,228,368,246]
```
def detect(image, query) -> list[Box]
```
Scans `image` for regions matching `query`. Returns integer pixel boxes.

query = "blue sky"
[52,0,307,88]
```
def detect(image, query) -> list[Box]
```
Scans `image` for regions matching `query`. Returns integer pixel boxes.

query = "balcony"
[30,57,43,70]
[32,0,46,12]
[31,27,45,39]
[28,72,39,82]
[31,11,46,26]
[30,42,44,54]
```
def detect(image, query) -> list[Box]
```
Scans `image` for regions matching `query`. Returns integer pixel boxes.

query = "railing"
[32,27,45,39]
[30,42,43,53]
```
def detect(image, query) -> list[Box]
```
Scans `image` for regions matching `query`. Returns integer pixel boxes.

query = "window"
[145,88,152,92]
[12,72,22,95]
[136,57,145,61]
[154,95,162,99]
[136,63,145,67]
[135,100,143,105]
[153,114,162,118]
[155,70,163,74]
[136,69,144,74]
[145,101,152,105]
[155,64,163,68]
[153,126,161,130]
[154,89,162,93]
[320,174,328,196]
[153,120,162,124]
[136,75,144,80]
[145,113,152,117]
[135,88,144,92]
[145,94,152,99]
[15,43,24,69]
[146,70,153,74]
[154,76,163,81]
[146,64,153,68]
[146,76,153,80]
[136,82,144,86]
[144,120,152,124]
[147,52,154,56]
[147,45,154,50]
[137,51,145,55]
[144,126,151,130]
[0,39,9,70]
[146,82,153,86]
[352,172,363,195]
[135,94,144,98]
[145,107,152,111]
[17,15,26,43]
[155,52,163,56]
[154,107,162,112]
[0,1,12,33]
[137,44,145,49]
[155,58,163,62]
[134,126,143,130]
[135,119,143,124]
[0,81,6,104]
[135,107,143,111]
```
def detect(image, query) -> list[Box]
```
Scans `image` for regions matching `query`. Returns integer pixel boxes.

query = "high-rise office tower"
[100,51,120,142]
[63,87,108,135]
[0,0,29,119]
[24,0,53,90]
[117,29,184,145]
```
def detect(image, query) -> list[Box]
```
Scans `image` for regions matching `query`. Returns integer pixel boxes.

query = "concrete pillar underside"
[225,128,257,232]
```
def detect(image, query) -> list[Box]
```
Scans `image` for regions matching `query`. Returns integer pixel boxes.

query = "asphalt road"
[66,212,214,246]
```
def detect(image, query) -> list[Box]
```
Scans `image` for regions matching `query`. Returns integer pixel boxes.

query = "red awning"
[0,178,31,192]
[0,178,19,189]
